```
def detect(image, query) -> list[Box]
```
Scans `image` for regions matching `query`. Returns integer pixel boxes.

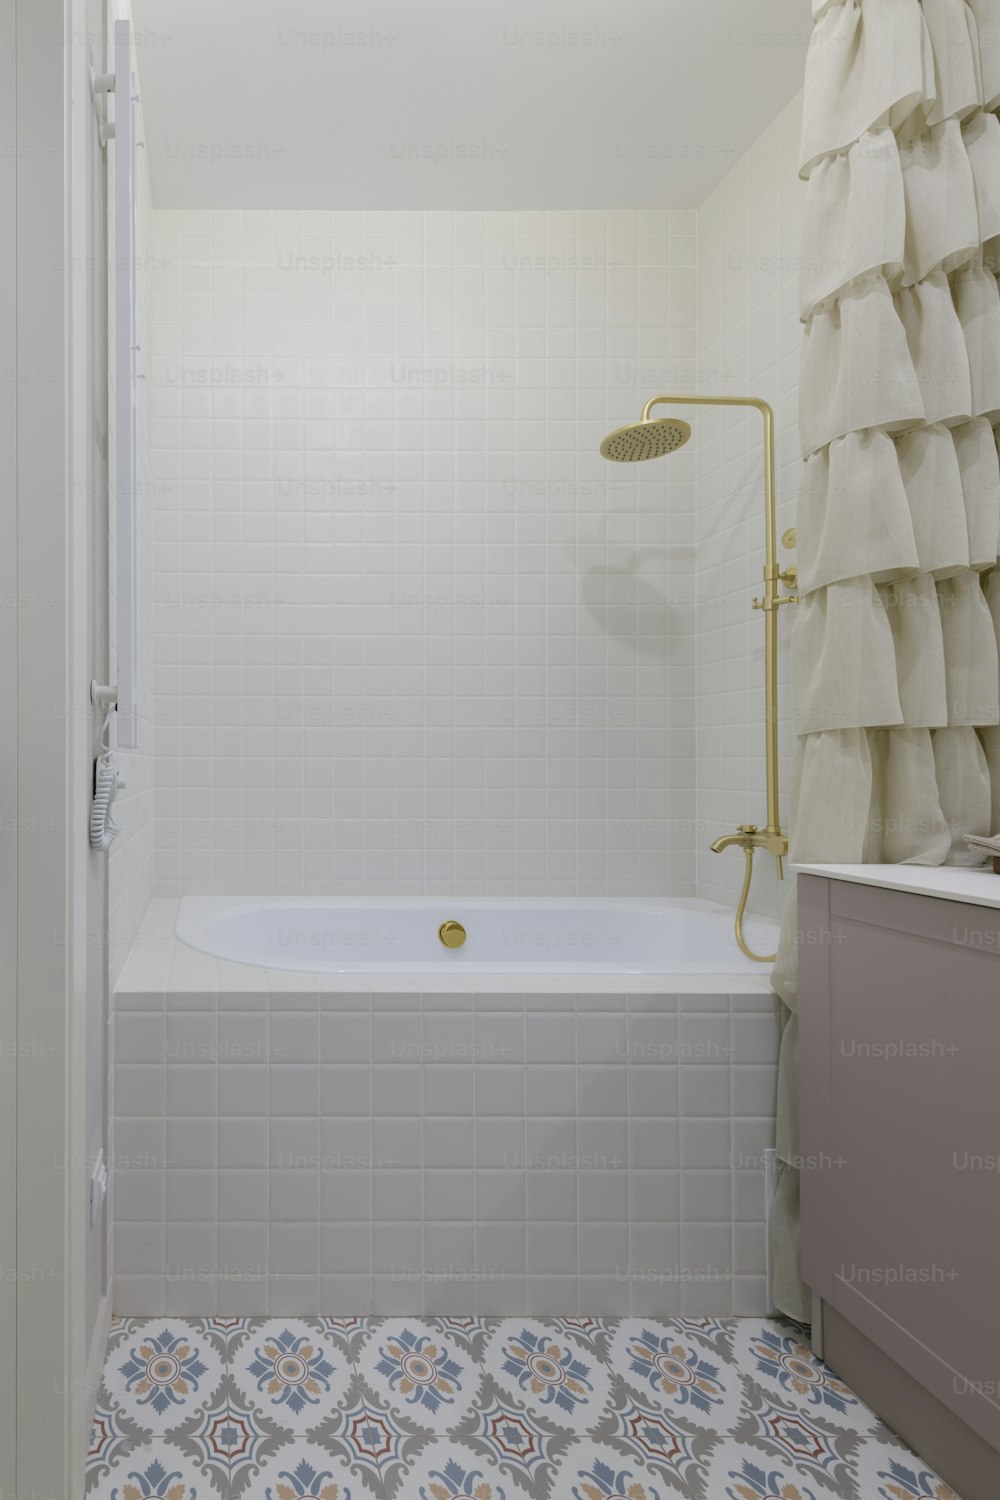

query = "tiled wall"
[145,209,701,895]
[113,905,780,1316]
[141,116,804,914]
[693,93,805,918]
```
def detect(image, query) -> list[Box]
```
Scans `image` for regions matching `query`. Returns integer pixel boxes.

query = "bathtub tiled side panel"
[113,988,779,1315]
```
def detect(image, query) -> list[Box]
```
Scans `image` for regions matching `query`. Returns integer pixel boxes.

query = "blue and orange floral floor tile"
[86,1315,962,1499]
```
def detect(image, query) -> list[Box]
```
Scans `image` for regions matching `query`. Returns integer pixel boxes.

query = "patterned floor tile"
[104,1316,141,1357]
[671,1315,739,1358]
[537,1315,617,1363]
[171,1375,289,1499]
[729,1318,881,1435]
[86,1314,963,1500]
[309,1377,432,1499]
[86,1443,214,1499]
[354,1318,479,1431]
[229,1320,356,1435]
[104,1320,225,1437]
[398,1438,513,1499]
[850,1432,962,1499]
[197,1318,252,1360]
[589,1381,719,1497]
[448,1373,574,1497]
[555,1437,697,1499]
[482,1320,613,1434]
[314,1316,374,1363]
[427,1314,499,1362]
[86,1388,153,1495]
[731,1383,858,1495]
[249,1440,359,1499]
[705,1442,829,1500]
[608,1319,749,1433]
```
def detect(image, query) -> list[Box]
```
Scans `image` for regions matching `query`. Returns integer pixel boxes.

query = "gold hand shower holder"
[600,394,799,963]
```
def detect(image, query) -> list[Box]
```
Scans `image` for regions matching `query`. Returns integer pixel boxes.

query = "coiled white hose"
[89,703,123,851]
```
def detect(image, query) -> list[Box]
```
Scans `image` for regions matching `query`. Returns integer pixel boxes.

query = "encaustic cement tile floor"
[86,1315,961,1500]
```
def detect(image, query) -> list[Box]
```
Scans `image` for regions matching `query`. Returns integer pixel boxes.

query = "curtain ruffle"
[954,416,1000,566]
[978,724,1000,832]
[984,565,1000,648]
[897,423,972,578]
[798,430,919,594]
[793,577,904,734]
[801,263,1000,457]
[883,575,948,726]
[963,109,1000,245]
[895,270,973,425]
[900,118,981,285]
[793,568,1000,740]
[800,275,925,456]
[867,726,952,861]
[937,570,1000,723]
[954,261,1000,419]
[787,728,873,862]
[795,424,997,592]
[968,0,1000,111]
[800,0,938,178]
[933,723,993,858]
[801,0,990,177]
[800,131,906,317]
[800,109,1000,318]
[923,0,985,128]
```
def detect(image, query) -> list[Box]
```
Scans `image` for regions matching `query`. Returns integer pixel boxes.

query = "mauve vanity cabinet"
[799,870,1000,1500]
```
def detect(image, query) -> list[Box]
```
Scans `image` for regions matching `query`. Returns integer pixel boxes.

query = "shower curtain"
[770,0,1000,1323]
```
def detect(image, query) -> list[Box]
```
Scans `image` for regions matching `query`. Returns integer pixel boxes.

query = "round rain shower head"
[600,415,691,463]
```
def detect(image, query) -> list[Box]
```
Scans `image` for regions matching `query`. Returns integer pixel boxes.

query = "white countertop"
[794,862,1000,909]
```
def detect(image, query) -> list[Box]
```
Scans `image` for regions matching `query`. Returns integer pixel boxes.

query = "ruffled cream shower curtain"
[770,0,1000,1322]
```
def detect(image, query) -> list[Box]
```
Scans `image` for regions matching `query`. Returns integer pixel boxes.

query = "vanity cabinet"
[799,870,1000,1498]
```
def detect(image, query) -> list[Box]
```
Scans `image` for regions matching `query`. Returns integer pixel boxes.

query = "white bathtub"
[175,895,777,975]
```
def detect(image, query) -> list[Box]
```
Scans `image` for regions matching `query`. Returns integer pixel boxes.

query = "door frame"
[0,0,17,1493]
[10,1,93,1495]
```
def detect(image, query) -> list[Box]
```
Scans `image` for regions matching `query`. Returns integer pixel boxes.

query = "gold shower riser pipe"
[598,392,798,963]
[638,394,793,848]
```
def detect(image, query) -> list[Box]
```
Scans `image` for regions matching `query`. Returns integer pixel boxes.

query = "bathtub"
[175,895,777,975]
[116,894,782,1317]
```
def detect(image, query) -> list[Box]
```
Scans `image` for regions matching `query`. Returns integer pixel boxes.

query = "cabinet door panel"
[800,876,1000,1450]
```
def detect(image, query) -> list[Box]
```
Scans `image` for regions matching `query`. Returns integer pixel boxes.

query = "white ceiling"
[131,0,808,210]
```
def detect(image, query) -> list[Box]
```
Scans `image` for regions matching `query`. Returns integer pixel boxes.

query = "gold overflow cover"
[438,920,467,949]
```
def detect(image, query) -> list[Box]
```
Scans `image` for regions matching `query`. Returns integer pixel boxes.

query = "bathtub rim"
[172,892,780,979]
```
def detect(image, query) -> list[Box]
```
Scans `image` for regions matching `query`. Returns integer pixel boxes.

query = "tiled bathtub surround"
[86,1314,960,1500]
[113,903,778,1316]
[148,207,700,896]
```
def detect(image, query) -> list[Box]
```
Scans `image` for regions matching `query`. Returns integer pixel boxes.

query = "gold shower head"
[599,415,691,463]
